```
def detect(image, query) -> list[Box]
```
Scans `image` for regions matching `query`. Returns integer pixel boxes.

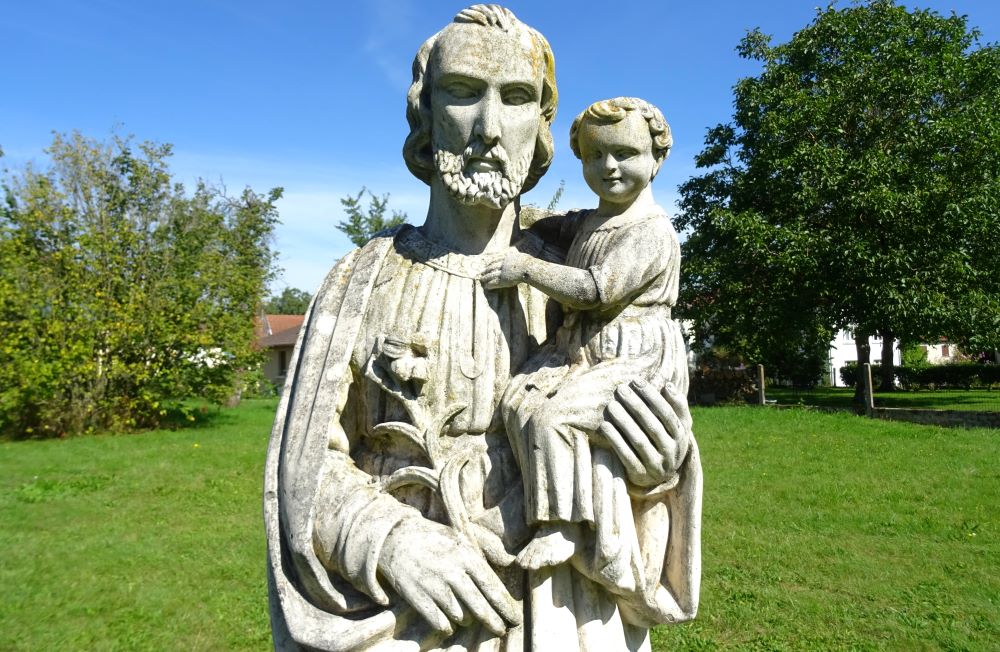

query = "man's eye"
[447,83,477,99]
[503,88,534,105]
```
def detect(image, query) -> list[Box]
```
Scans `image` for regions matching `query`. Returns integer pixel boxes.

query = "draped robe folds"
[265,225,702,652]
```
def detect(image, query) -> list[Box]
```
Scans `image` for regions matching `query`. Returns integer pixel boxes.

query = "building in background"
[828,330,901,387]
[257,314,304,389]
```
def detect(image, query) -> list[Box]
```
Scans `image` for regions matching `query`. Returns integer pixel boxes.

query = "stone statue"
[264,6,701,651]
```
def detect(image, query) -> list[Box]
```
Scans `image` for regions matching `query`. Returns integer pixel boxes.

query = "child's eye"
[616,148,638,159]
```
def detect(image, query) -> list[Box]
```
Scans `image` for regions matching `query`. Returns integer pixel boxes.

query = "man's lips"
[467,157,502,173]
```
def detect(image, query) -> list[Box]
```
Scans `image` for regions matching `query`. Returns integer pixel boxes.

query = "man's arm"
[311,449,521,636]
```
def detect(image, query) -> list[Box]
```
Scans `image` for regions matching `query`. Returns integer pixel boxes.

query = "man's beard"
[433,139,533,209]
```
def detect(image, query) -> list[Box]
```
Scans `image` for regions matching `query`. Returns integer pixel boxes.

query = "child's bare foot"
[516,523,579,569]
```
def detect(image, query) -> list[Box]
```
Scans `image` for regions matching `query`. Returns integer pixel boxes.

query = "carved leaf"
[382,466,441,493]
[371,421,427,455]
[425,402,466,465]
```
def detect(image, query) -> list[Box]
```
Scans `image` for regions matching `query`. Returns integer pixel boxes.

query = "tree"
[265,287,312,314]
[545,180,565,211]
[337,187,407,247]
[0,132,280,437]
[677,0,1000,399]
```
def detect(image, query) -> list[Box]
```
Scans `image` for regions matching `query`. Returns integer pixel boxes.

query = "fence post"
[862,362,875,417]
[757,364,766,406]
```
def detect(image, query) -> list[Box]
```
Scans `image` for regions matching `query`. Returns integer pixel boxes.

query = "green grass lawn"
[1,401,997,650]
[767,386,1000,412]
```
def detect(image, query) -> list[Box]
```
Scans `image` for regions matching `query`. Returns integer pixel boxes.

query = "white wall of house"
[924,341,959,364]
[263,346,293,388]
[829,330,901,387]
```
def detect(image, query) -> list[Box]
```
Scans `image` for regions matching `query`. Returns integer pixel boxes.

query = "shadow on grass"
[766,387,1000,412]
[157,399,263,430]
[767,388,858,409]
[875,391,1000,411]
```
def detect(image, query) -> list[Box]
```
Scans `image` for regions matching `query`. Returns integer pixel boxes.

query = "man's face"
[430,23,544,209]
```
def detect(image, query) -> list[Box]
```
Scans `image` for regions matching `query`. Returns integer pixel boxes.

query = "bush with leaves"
[840,362,1000,390]
[0,132,280,438]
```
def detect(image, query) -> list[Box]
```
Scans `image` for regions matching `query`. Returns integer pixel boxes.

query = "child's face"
[577,111,657,206]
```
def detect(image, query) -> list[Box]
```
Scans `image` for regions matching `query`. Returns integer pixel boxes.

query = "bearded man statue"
[264,6,701,651]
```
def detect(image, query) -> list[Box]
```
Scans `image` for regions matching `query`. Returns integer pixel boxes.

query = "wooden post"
[862,362,875,417]
[757,364,766,405]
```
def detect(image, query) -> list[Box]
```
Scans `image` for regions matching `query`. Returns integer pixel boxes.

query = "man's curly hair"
[402,5,558,194]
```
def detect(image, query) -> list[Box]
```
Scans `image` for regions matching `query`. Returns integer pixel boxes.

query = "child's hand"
[481,248,527,289]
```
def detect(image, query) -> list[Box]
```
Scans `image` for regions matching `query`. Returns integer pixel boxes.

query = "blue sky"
[3,0,998,295]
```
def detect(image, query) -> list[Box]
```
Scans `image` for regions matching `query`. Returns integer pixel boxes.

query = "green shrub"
[0,133,279,438]
[840,362,1000,390]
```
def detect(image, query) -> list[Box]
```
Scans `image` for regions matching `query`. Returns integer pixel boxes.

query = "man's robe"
[264,225,702,651]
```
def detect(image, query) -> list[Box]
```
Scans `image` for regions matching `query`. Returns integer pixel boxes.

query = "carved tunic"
[346,225,551,529]
[562,207,681,370]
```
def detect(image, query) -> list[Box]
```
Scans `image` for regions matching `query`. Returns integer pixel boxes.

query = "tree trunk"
[853,333,871,404]
[880,330,896,392]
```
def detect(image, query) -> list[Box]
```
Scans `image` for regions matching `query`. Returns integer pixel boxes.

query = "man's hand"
[596,379,693,488]
[481,248,527,289]
[378,518,521,636]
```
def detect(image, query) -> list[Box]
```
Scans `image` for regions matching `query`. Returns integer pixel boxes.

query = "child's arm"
[482,249,600,310]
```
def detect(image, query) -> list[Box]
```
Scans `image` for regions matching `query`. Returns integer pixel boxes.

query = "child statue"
[482,97,688,588]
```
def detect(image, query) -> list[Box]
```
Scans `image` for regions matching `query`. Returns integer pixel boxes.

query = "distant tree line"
[0,132,280,438]
[264,287,312,315]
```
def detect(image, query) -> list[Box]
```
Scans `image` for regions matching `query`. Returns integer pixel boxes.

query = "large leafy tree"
[677,0,1000,396]
[0,132,280,437]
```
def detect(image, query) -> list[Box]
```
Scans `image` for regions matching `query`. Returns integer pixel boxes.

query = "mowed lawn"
[1,401,997,650]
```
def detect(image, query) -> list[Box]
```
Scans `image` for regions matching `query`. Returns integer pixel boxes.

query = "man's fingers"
[613,383,673,456]
[433,588,468,628]
[661,380,693,430]
[632,380,688,445]
[605,400,662,469]
[451,575,507,636]
[466,559,521,626]
[656,382,692,463]
[400,584,453,634]
[597,421,645,480]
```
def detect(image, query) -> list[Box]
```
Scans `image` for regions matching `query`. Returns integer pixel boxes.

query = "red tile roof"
[258,314,305,349]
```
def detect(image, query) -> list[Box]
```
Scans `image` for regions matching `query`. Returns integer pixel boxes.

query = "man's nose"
[473,93,502,145]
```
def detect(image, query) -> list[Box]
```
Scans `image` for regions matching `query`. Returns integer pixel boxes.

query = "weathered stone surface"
[265,6,701,651]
